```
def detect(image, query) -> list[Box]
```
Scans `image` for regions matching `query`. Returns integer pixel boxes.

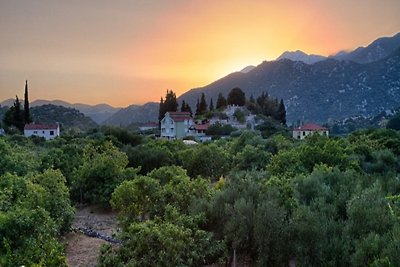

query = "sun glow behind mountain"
[1,0,400,106]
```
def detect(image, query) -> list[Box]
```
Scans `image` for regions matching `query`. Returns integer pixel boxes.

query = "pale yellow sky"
[1,0,399,107]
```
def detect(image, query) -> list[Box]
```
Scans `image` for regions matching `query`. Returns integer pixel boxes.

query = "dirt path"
[63,206,119,267]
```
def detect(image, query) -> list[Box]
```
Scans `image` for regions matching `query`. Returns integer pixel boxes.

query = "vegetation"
[159,90,178,122]
[1,114,400,266]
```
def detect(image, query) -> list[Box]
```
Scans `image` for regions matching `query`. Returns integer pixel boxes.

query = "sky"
[1,0,400,107]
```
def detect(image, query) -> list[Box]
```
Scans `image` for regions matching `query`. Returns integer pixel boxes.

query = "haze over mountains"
[1,32,400,126]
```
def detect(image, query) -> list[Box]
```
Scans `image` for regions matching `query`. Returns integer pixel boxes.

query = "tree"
[276,99,286,125]
[24,80,32,124]
[159,90,178,121]
[195,93,208,116]
[216,93,227,109]
[13,96,24,131]
[159,97,165,122]
[180,100,193,116]
[72,141,134,205]
[3,96,24,132]
[387,112,400,130]
[227,88,246,106]
[209,98,214,111]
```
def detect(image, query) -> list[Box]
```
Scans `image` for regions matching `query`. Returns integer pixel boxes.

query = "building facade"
[24,123,60,140]
[160,112,194,139]
[293,123,329,140]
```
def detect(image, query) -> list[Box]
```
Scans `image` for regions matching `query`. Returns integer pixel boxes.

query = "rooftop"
[24,123,59,130]
[293,123,328,131]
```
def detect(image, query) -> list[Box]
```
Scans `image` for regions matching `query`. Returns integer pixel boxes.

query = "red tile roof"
[24,123,59,130]
[168,112,192,122]
[293,123,328,131]
[194,123,209,131]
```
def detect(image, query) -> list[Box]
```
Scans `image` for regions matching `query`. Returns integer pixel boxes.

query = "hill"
[179,45,400,123]
[30,104,98,131]
[102,102,159,127]
[0,99,120,124]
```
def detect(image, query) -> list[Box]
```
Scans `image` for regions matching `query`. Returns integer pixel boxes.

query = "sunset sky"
[1,0,400,107]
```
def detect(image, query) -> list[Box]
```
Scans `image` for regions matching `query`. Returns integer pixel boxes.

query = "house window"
[33,131,38,134]
[50,130,54,136]
[42,131,45,134]
[303,131,306,136]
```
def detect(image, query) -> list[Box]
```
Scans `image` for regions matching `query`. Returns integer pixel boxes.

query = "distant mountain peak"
[277,50,326,64]
[240,65,256,73]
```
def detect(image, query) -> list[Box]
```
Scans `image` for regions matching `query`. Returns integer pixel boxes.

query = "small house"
[24,123,60,140]
[293,123,329,140]
[160,112,194,139]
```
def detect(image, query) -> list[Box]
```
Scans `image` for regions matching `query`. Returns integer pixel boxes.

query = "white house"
[293,123,329,140]
[160,112,194,139]
[24,123,60,140]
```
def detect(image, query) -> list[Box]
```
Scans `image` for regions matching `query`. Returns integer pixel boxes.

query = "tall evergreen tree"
[277,99,287,125]
[209,98,214,111]
[195,99,200,116]
[24,80,32,124]
[196,93,208,116]
[158,90,178,122]
[249,94,255,103]
[13,95,24,131]
[180,100,193,116]
[180,100,187,112]
[158,97,165,122]
[216,93,227,109]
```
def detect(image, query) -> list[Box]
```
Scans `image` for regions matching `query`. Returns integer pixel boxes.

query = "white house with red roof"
[24,123,60,140]
[293,123,329,140]
[160,112,194,139]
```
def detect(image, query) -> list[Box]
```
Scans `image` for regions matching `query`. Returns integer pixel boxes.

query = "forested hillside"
[1,125,400,266]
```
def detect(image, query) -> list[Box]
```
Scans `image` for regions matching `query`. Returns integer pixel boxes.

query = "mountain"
[277,50,326,64]
[179,46,400,123]
[240,65,256,73]
[102,102,159,127]
[333,32,400,63]
[0,99,120,124]
[30,104,98,131]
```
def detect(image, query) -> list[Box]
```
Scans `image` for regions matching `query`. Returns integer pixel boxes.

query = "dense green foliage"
[1,123,400,266]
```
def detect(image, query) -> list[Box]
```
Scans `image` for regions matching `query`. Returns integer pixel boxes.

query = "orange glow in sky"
[1,0,400,107]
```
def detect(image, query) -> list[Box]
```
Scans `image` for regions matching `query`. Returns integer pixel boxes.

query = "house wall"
[24,128,59,140]
[293,130,329,140]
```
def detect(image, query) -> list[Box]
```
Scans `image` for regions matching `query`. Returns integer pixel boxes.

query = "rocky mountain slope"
[179,45,400,123]
[333,32,400,63]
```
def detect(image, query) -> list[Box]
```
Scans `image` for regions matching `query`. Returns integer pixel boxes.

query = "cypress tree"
[197,93,208,115]
[13,95,24,131]
[158,97,165,122]
[277,99,287,125]
[24,80,32,124]
[216,93,227,109]
[209,98,214,111]
[159,90,178,122]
